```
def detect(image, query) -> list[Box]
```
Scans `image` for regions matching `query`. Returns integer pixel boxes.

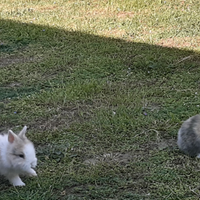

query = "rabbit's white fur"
[0,126,37,186]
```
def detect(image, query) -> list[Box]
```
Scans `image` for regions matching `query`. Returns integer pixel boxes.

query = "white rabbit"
[177,114,200,158]
[0,126,37,186]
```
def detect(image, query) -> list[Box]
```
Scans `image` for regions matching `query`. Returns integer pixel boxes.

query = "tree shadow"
[0,19,199,88]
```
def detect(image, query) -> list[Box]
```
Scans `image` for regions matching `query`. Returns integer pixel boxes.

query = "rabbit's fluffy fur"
[177,114,200,157]
[0,126,37,186]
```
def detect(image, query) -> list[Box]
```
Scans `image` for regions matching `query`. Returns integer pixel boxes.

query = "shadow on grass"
[0,19,199,102]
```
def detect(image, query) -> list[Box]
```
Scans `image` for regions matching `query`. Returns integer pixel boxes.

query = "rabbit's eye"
[19,154,25,158]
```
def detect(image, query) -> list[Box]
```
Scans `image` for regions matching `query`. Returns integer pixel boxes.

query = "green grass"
[0,0,200,199]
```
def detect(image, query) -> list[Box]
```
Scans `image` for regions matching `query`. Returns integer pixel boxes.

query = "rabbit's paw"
[29,169,37,176]
[9,176,25,186]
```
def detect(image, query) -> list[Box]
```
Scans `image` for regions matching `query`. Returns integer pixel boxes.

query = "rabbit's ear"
[8,130,17,143]
[19,126,27,138]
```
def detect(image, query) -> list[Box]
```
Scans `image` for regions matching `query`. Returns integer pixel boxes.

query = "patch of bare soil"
[83,152,134,166]
[35,5,58,12]
[83,138,177,166]
[0,55,38,67]
[157,37,200,49]
[99,29,126,38]
[30,103,95,131]
[117,11,135,19]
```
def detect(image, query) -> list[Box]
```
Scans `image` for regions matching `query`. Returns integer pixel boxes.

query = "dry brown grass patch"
[99,28,126,38]
[34,5,58,12]
[117,11,135,19]
[157,37,200,49]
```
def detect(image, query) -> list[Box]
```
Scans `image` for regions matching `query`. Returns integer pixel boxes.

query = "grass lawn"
[0,0,200,199]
